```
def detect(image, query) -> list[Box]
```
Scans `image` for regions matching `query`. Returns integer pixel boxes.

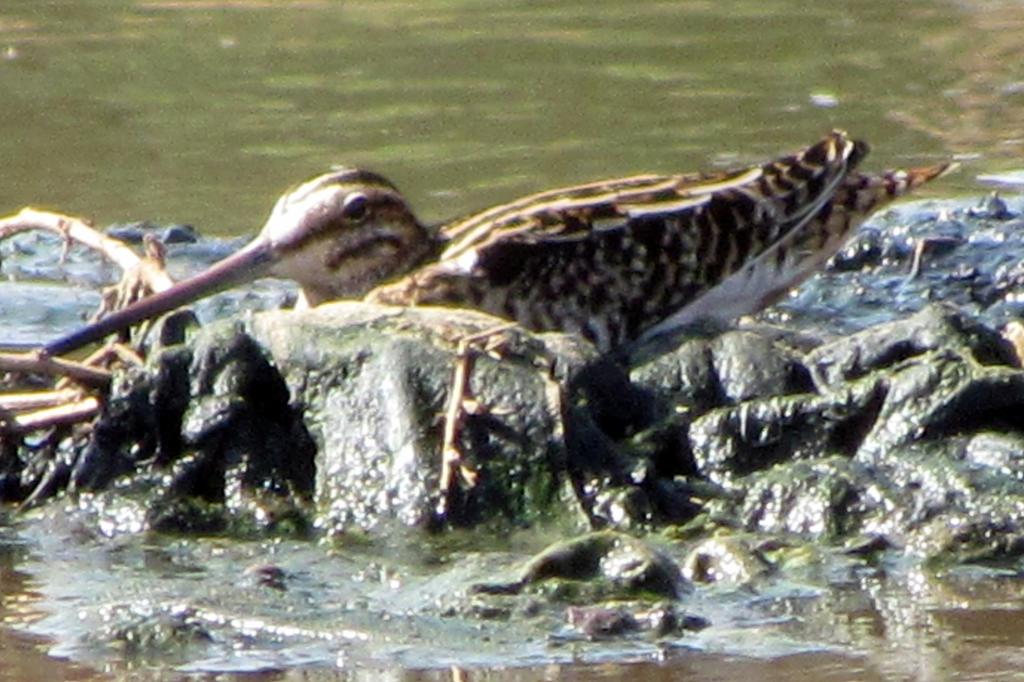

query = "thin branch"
[0,351,111,387]
[0,388,82,412]
[0,209,170,441]
[1,396,100,433]
[0,207,143,273]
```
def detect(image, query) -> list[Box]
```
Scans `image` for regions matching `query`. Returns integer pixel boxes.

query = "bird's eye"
[342,192,369,222]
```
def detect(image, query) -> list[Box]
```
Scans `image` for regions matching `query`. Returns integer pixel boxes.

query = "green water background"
[2,0,1020,241]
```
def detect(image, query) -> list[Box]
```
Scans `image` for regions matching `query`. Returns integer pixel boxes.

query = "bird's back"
[368,131,952,351]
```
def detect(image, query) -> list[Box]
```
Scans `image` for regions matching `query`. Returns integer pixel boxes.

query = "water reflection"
[892,2,1024,164]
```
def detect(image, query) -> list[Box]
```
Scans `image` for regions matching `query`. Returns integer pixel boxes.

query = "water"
[2,0,1020,241]
[3,1,1024,680]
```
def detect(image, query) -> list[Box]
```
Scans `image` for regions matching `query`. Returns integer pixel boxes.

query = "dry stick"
[439,338,476,500]
[0,207,143,273]
[0,208,177,316]
[0,209,171,438]
[437,322,517,505]
[91,234,175,322]
[907,236,962,282]
[106,342,145,367]
[0,351,111,387]
[907,238,928,281]
[46,343,144,393]
[0,208,167,378]
[0,388,82,412]
[2,397,100,433]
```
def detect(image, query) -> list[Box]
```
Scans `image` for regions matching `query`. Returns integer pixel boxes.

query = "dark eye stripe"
[325,234,404,270]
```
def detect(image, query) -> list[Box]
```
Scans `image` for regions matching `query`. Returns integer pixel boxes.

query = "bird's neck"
[416,221,449,267]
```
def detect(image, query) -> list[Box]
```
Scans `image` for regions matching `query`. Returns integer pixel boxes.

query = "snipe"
[43,130,955,357]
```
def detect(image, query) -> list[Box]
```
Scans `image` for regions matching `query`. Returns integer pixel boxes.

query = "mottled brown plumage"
[44,131,955,356]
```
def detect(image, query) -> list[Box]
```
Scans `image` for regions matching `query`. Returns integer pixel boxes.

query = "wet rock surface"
[767,194,1024,335]
[5,197,1024,551]
[3,195,1024,670]
[475,530,691,599]
[248,304,576,534]
[32,298,1021,558]
[7,304,581,534]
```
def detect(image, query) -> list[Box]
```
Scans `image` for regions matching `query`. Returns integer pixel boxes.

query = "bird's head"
[42,168,437,356]
[259,168,435,304]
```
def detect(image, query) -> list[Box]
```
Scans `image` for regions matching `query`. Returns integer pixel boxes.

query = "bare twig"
[1,396,100,433]
[106,342,146,367]
[0,208,169,451]
[0,351,111,387]
[438,322,517,511]
[0,388,82,412]
[906,236,962,282]
[93,233,175,320]
[0,207,142,273]
[0,207,176,297]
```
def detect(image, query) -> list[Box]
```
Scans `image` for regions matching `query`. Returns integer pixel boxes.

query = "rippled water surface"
[2,0,1021,238]
[2,1,1024,680]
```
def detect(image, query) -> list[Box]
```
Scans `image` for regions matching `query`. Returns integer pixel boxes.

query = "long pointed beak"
[43,237,277,356]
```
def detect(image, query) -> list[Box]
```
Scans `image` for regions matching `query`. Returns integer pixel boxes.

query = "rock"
[731,456,873,537]
[620,304,1024,561]
[805,304,1016,388]
[631,329,813,410]
[92,605,212,656]
[681,535,772,585]
[563,603,706,639]
[687,383,883,488]
[477,530,690,600]
[220,300,1023,555]
[105,221,198,245]
[249,303,582,534]
[10,289,1024,566]
[565,605,639,638]
[63,302,589,535]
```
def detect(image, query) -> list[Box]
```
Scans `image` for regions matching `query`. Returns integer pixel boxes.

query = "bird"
[38,130,955,511]
[43,130,954,358]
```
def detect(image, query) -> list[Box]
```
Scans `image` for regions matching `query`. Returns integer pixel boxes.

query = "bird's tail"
[839,158,959,215]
